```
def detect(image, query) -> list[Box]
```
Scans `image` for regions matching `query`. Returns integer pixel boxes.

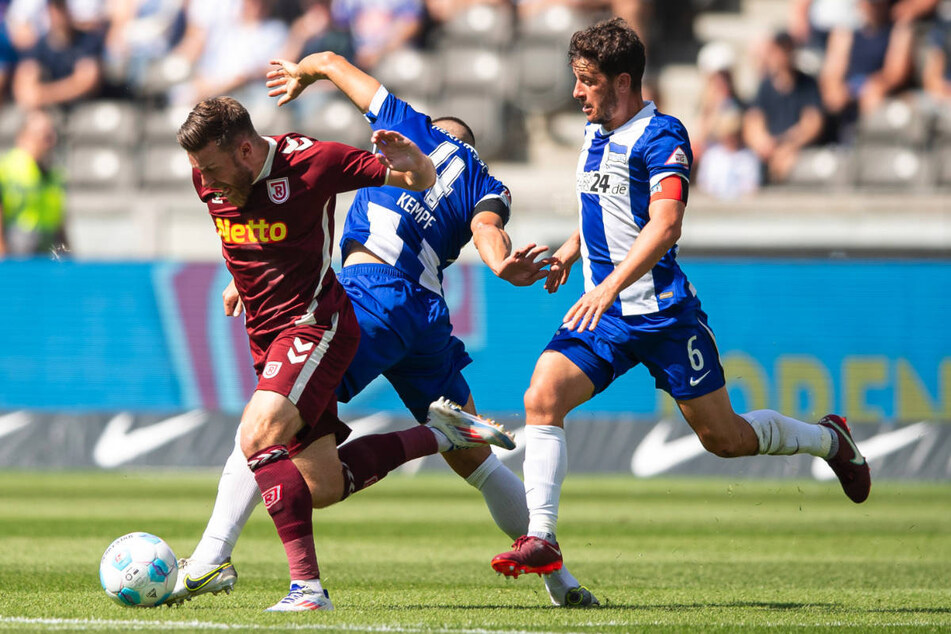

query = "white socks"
[190,437,260,565]
[428,426,453,452]
[465,453,530,540]
[741,409,835,458]
[464,447,579,602]
[523,425,567,539]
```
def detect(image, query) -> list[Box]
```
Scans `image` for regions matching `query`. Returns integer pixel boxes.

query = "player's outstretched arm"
[267,52,381,113]
[374,129,436,191]
[471,211,550,287]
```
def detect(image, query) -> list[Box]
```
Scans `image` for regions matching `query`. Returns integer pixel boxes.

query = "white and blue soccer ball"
[99,532,178,607]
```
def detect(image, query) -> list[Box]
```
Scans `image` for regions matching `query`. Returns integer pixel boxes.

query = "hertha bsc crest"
[267,177,290,204]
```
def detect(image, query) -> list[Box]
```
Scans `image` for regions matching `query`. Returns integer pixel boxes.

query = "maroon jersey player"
[176,97,514,612]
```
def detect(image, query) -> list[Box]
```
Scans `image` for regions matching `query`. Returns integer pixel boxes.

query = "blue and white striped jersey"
[340,86,511,295]
[576,101,696,317]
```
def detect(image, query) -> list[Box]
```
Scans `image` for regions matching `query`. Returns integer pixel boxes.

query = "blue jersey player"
[491,18,871,583]
[170,52,598,608]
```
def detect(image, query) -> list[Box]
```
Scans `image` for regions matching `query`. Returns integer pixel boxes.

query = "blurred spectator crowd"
[695,0,951,198]
[0,0,950,255]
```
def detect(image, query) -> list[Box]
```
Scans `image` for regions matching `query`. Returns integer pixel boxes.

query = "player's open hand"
[544,236,580,294]
[266,59,314,106]
[222,278,244,317]
[497,243,551,287]
[372,130,436,189]
[562,283,617,332]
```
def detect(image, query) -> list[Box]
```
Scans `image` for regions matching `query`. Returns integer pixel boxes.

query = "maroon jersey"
[192,133,388,358]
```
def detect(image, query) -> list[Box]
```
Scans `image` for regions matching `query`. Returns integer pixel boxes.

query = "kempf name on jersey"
[395,192,436,229]
[215,218,288,244]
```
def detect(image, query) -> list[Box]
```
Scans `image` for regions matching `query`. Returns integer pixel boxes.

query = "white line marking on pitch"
[0,616,575,634]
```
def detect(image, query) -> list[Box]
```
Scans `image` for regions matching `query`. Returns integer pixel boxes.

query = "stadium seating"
[66,145,136,190]
[438,92,511,161]
[854,144,934,190]
[512,42,576,115]
[145,105,194,143]
[66,101,140,147]
[374,49,442,100]
[295,94,371,149]
[0,107,24,147]
[784,148,855,190]
[141,144,194,190]
[442,47,508,95]
[856,98,931,148]
[440,4,514,48]
[935,145,951,187]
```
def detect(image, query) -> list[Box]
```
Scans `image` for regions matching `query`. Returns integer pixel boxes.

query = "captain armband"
[649,175,689,204]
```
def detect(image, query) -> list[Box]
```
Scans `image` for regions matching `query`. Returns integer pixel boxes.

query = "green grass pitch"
[0,471,949,633]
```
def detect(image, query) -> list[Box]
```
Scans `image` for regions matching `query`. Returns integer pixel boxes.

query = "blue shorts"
[545,300,725,401]
[336,264,472,422]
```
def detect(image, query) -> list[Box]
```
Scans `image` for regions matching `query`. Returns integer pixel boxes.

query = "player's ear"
[615,72,632,95]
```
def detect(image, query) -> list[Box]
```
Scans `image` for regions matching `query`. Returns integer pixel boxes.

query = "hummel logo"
[287,337,314,364]
[184,563,230,592]
[689,371,711,387]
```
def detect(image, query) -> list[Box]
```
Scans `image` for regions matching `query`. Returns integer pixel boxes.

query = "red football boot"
[818,415,871,503]
[491,536,563,578]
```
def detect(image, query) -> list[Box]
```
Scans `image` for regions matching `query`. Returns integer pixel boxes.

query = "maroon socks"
[247,445,319,580]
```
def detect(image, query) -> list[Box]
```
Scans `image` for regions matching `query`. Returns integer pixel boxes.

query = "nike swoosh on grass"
[184,564,230,592]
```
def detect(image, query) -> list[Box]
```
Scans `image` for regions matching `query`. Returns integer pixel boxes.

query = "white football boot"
[265,582,334,612]
[427,397,516,451]
[165,558,237,606]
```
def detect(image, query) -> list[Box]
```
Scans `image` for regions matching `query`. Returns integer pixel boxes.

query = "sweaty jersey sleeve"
[643,121,693,192]
[319,141,389,194]
[364,85,427,131]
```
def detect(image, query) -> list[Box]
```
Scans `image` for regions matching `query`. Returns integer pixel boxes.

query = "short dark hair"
[177,97,257,153]
[433,116,476,146]
[772,30,795,50]
[568,17,646,88]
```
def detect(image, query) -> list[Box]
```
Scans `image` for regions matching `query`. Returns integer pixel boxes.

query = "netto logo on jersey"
[215,218,288,244]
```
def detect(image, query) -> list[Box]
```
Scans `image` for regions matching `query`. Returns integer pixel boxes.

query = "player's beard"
[586,86,619,127]
[223,165,256,208]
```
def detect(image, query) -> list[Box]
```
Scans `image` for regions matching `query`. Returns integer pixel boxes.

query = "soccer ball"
[99,532,179,607]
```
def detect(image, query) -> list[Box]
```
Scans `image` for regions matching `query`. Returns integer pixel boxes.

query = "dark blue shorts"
[545,301,725,401]
[336,264,472,422]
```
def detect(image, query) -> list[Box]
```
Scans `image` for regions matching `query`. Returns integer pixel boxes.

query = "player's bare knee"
[239,412,287,458]
[442,445,491,478]
[523,384,561,422]
[697,430,747,458]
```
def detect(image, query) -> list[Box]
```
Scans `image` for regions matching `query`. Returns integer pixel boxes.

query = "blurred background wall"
[0,0,948,476]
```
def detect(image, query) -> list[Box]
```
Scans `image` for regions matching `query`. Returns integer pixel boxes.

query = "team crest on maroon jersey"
[263,361,282,378]
[267,177,290,204]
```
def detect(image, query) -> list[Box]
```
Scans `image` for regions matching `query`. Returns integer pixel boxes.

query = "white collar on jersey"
[596,100,656,137]
[252,136,279,184]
